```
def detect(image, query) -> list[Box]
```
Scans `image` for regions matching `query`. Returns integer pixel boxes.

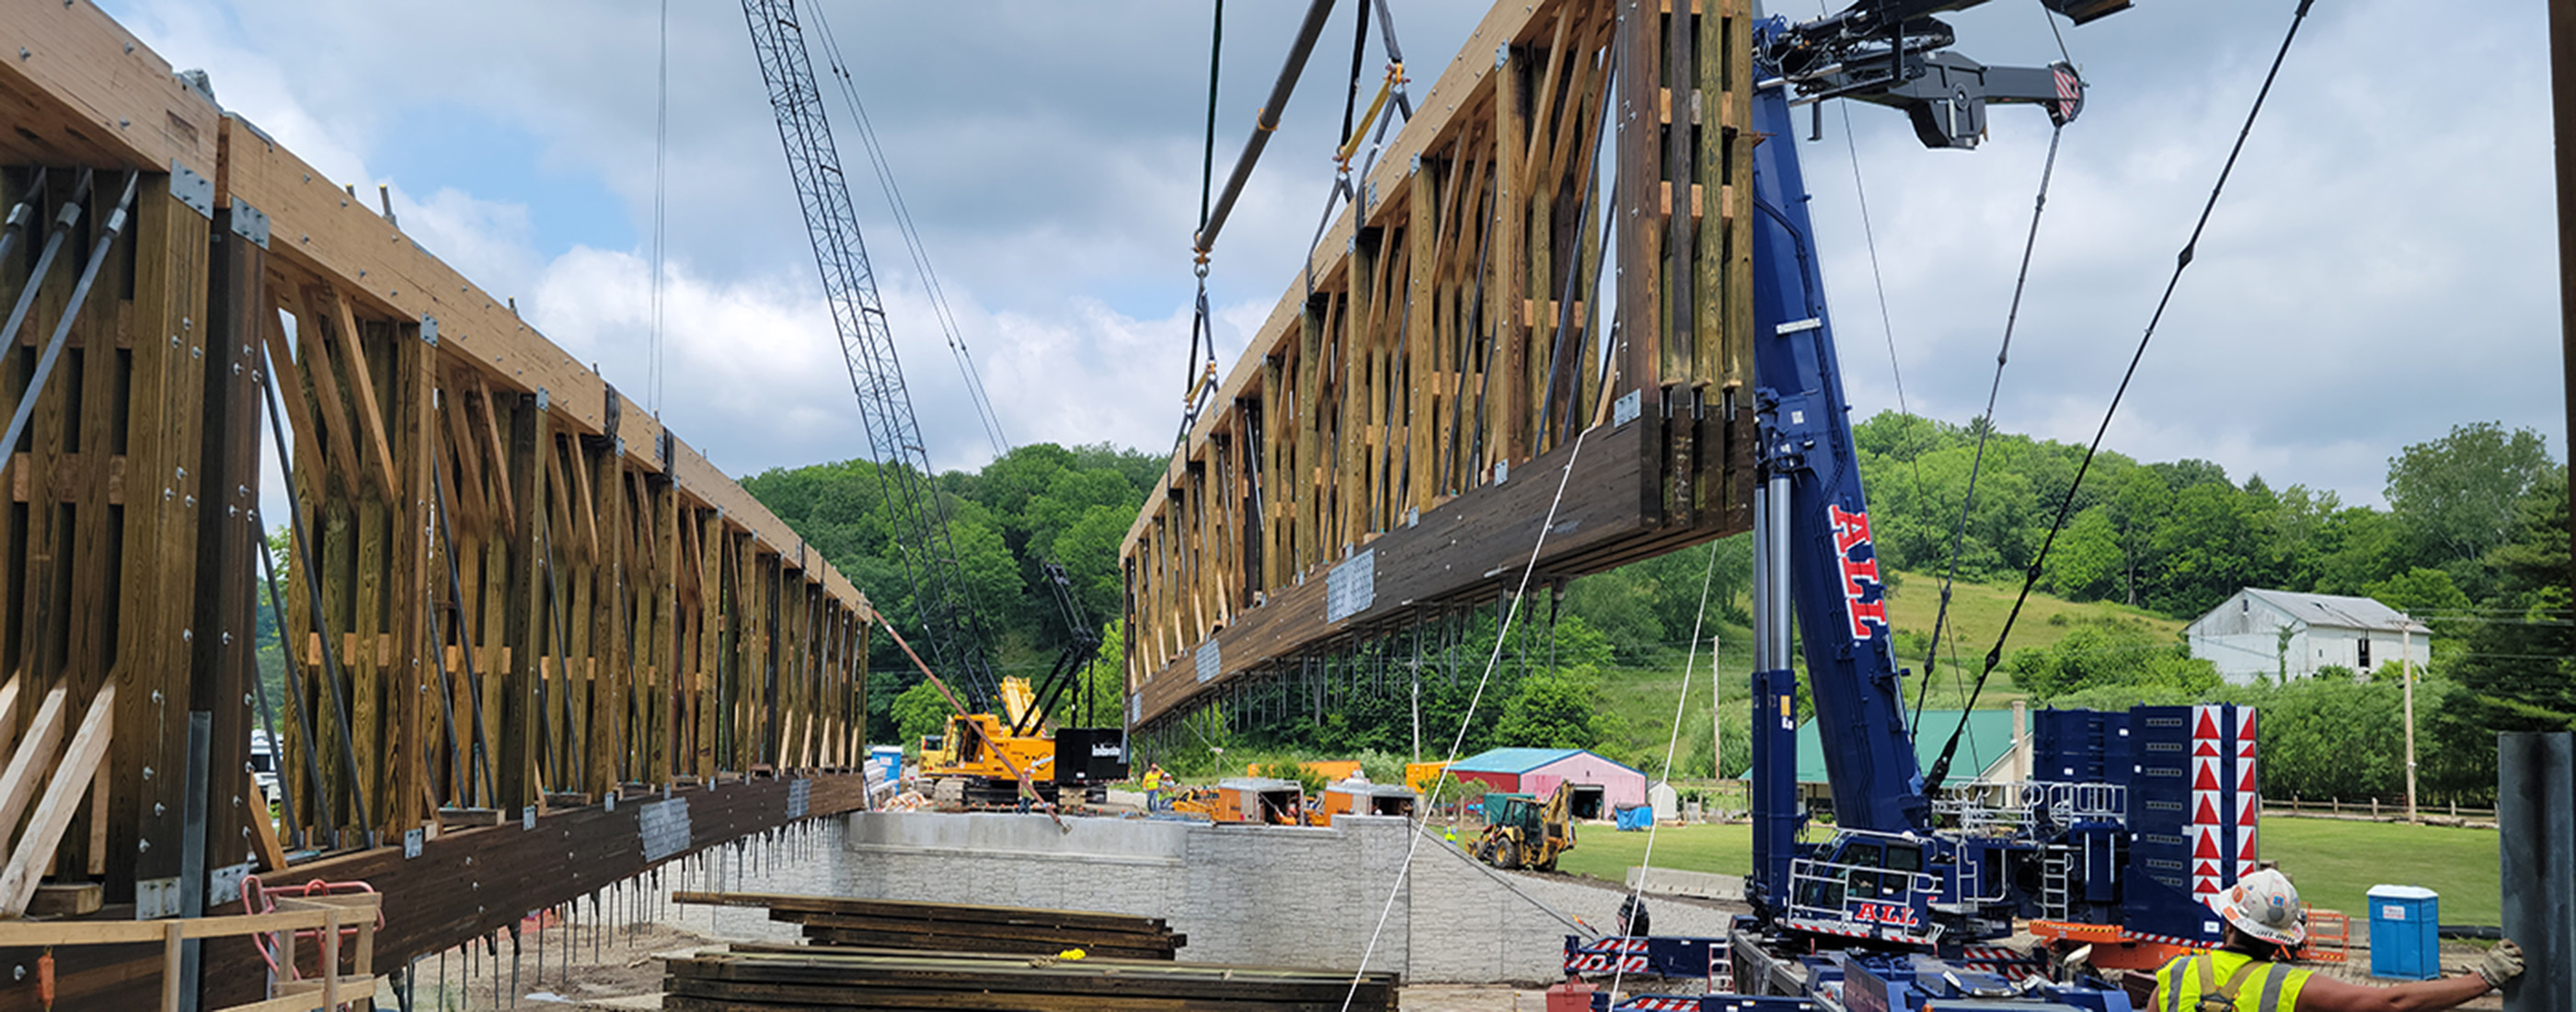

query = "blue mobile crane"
[1570,1,2283,1008]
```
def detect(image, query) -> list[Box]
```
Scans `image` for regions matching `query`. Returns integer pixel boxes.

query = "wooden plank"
[0,684,70,846]
[443,376,489,536]
[190,194,270,886]
[321,287,398,494]
[1492,39,1529,466]
[1406,162,1441,516]
[290,290,365,491]
[112,181,213,887]
[26,882,99,916]
[502,385,546,807]
[259,308,322,479]
[0,682,112,915]
[393,316,434,833]
[477,374,518,531]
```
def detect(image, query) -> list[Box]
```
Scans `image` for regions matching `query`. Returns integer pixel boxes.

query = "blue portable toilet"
[870,744,903,784]
[2368,885,2441,980]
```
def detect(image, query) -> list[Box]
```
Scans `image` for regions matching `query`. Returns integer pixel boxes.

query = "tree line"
[731,415,2574,804]
[745,442,1164,742]
[1856,412,2569,804]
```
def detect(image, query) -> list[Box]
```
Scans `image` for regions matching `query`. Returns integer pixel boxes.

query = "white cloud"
[96,0,2567,514]
[523,247,1189,479]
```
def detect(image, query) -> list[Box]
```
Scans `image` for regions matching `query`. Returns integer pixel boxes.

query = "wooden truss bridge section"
[1122,0,1758,731]
[0,3,876,1007]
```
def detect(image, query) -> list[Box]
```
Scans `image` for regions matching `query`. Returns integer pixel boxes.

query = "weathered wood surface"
[663,947,1397,1012]
[676,890,1187,960]
[0,2,886,1008]
[1122,0,1755,730]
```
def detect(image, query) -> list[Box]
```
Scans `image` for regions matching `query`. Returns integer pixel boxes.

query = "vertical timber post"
[195,201,268,898]
[121,168,213,903]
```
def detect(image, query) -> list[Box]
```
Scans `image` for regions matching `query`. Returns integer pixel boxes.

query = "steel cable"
[1924,0,2318,790]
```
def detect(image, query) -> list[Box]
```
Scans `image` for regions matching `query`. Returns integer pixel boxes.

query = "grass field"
[2259,819,2500,926]
[1550,817,2501,927]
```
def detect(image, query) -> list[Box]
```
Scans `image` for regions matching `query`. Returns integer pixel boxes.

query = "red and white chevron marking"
[1567,953,1652,973]
[2192,704,2224,900]
[2236,707,2260,877]
[1617,998,1704,1012]
[2053,66,2080,120]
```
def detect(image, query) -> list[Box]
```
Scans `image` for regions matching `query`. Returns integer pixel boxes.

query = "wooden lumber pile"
[673,891,1186,960]
[662,948,1400,1012]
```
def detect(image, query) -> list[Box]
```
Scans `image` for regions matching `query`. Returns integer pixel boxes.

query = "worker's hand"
[2475,939,2525,989]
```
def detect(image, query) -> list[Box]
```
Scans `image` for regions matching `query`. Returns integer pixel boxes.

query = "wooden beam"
[0,684,69,843]
[0,2,220,172]
[0,683,113,915]
[318,286,399,495]
[476,374,517,534]
[288,294,366,490]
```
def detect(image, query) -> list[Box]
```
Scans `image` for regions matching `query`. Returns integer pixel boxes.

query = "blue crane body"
[1576,2,2272,1008]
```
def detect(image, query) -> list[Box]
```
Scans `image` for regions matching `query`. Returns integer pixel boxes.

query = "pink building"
[1450,747,1649,820]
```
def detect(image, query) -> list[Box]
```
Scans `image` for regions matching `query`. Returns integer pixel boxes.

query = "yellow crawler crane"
[918,677,1064,807]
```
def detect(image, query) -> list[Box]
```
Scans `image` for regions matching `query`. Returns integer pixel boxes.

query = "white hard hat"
[2207,868,2306,946]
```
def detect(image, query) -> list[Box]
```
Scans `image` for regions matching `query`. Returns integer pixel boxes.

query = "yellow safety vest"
[2152,951,2311,1012]
[1142,770,1162,790]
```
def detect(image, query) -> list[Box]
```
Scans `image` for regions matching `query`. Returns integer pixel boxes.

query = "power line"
[807,2,1013,462]
[1923,0,2322,791]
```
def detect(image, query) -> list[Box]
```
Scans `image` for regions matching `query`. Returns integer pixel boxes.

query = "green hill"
[1583,570,2181,776]
[1880,568,2184,658]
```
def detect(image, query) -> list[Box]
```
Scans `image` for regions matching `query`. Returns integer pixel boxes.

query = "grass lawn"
[1555,822,1749,882]
[1547,817,2501,928]
[2260,818,2500,927]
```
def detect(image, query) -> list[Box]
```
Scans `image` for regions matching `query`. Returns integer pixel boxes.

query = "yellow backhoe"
[1472,788,1574,871]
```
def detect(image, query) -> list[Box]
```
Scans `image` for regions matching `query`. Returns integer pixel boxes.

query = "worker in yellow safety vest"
[1141,764,1166,812]
[2151,868,2524,1012]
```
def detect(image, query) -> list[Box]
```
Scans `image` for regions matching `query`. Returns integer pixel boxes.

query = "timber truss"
[0,4,874,1007]
[1123,0,1758,737]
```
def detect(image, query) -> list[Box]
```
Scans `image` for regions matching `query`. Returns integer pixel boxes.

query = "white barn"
[2184,588,2432,684]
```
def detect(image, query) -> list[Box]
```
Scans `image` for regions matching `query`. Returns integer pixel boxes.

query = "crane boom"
[741,0,999,706]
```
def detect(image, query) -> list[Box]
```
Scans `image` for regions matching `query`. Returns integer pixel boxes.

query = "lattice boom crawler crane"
[740,0,1129,806]
[1570,1,2310,1009]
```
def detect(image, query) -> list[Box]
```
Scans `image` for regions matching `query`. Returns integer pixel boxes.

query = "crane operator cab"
[1785,831,1945,944]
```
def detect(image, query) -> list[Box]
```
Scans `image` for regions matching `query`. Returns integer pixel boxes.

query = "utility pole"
[2401,615,2419,823]
[1712,633,1724,796]
[1411,663,1421,764]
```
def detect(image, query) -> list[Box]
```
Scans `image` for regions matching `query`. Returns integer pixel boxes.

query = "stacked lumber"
[662,949,1399,1012]
[673,891,1186,960]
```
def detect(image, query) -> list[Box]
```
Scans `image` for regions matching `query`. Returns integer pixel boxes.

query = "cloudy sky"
[97,0,2559,509]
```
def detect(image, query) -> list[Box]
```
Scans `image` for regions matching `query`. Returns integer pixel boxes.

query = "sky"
[96,0,2561,511]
